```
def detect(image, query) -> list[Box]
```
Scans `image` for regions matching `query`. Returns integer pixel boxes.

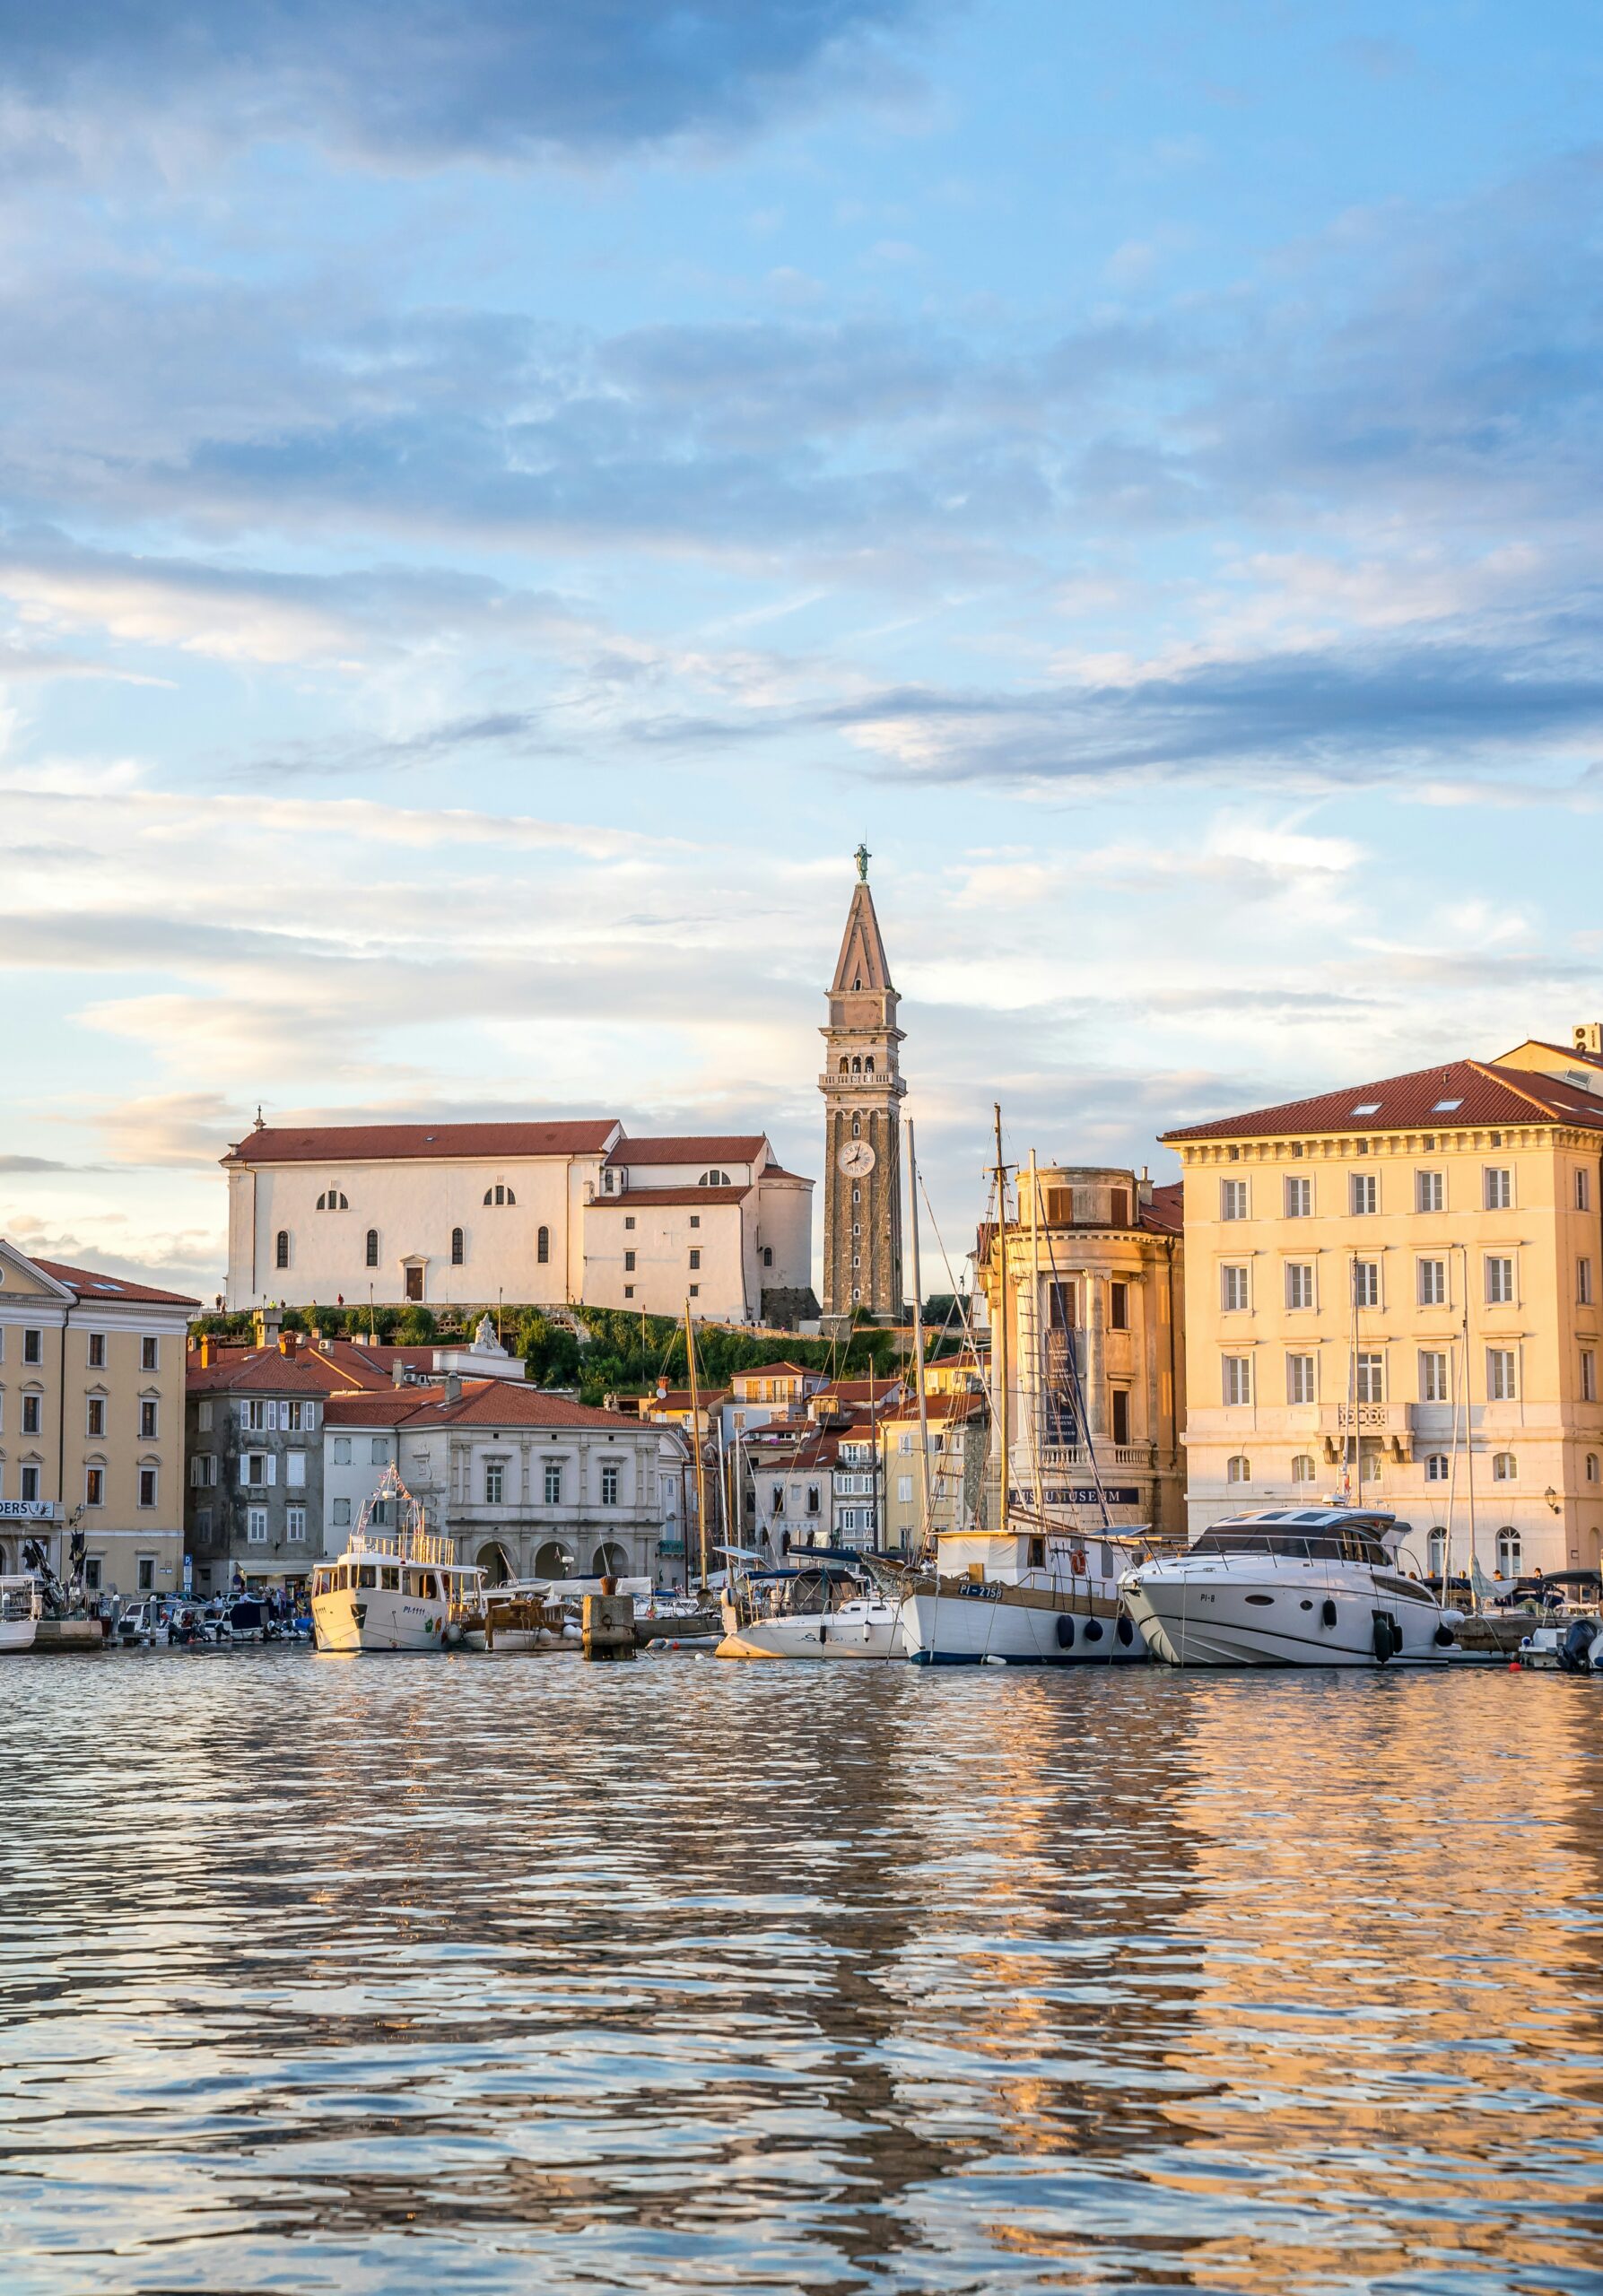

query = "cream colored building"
[979,1166,1187,1543]
[0,1240,197,1597]
[1163,1031,1603,1576]
[876,1390,988,1553]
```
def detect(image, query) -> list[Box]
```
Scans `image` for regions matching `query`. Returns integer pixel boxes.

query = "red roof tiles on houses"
[33,1257,200,1308]
[399,1385,636,1431]
[222,1120,618,1167]
[187,1351,350,1395]
[605,1135,768,1169]
[324,1387,449,1426]
[590,1186,752,1208]
[1161,1058,1603,1144]
[1139,1181,1184,1236]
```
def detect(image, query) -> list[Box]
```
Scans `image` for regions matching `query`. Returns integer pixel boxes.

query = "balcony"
[1317,1403,1416,1461]
[1039,1444,1157,1473]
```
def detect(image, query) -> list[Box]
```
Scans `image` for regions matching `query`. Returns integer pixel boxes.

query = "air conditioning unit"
[1574,1022,1603,1057]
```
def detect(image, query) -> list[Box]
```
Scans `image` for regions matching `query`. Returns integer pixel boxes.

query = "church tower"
[820,847,906,1326]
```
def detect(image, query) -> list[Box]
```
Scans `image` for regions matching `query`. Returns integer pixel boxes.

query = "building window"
[689,1214,701,1230]
[22,1395,41,1435]
[85,1466,104,1507]
[135,1465,156,1509]
[367,1228,380,1267]
[763,1247,774,1270]
[1223,1356,1251,1406]
[23,1329,41,1364]
[1418,1258,1447,1307]
[450,1226,465,1265]
[1109,1280,1128,1330]
[286,1507,307,1543]
[1485,1256,1514,1305]
[1427,1528,1447,1578]
[1484,1167,1512,1211]
[316,1188,349,1211]
[601,1462,620,1506]
[405,1265,423,1302]
[1496,1526,1521,1575]
[139,1398,159,1439]
[284,1451,306,1487]
[544,1460,562,1505]
[1492,1451,1517,1482]
[197,1400,213,1432]
[1284,1176,1312,1218]
[88,1332,106,1368]
[86,1397,106,1438]
[1291,1454,1316,1483]
[1285,1263,1314,1310]
[537,1225,550,1263]
[623,1216,635,1231]
[241,1398,266,1431]
[1487,1348,1517,1401]
[20,1466,39,1502]
[898,1475,913,1504]
[1581,1259,1595,1307]
[624,1251,636,1272]
[1584,1351,1598,1405]
[484,1461,504,1504]
[688,1249,701,1270]
[689,1283,700,1298]
[275,1231,290,1269]
[699,1170,731,1187]
[142,1335,159,1374]
[484,1184,514,1205]
[1419,1351,1449,1403]
[1579,1170,1592,1213]
[83,1558,102,1593]
[1226,1455,1250,1484]
[806,1485,821,1514]
[1350,1172,1378,1216]
[623,1286,634,1300]
[1286,1354,1316,1405]
[191,1454,218,1487]
[247,1509,268,1544]
[1221,1265,1250,1312]
[1111,1388,1130,1445]
[136,1557,156,1592]
[1353,1260,1380,1309]
[1416,1170,1444,1213]
[1425,1452,1450,1482]
[332,1437,351,1465]
[1355,1352,1384,1403]
[1588,1453,1600,1483]
[332,1497,351,1527]
[1220,1178,1248,1221]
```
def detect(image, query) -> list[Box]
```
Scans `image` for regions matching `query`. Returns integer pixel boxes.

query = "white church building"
[222,1118,814,1324]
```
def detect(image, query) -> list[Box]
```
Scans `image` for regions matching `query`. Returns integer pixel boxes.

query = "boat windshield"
[1193,1528,1390,1564]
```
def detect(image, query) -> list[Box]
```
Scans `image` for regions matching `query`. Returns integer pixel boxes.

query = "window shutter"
[266,1456,277,1485]
[240,1458,250,1486]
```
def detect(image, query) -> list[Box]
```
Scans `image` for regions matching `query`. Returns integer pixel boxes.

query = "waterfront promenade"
[1,1657,1597,2293]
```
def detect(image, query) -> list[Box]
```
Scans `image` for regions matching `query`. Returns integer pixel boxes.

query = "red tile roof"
[187,1351,348,1395]
[32,1257,200,1308]
[591,1186,752,1208]
[818,1377,906,1404]
[1162,1058,1603,1144]
[399,1385,637,1431]
[1139,1181,1184,1236]
[223,1120,618,1167]
[605,1135,768,1169]
[325,1387,449,1426]
[732,1361,821,1384]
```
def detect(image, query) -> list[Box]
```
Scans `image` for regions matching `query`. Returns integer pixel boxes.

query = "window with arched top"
[1291,1454,1315,1483]
[1589,1453,1600,1483]
[365,1229,379,1268]
[451,1227,465,1265]
[1496,1526,1521,1576]
[316,1188,349,1211]
[1427,1527,1447,1577]
[483,1184,516,1206]
[536,1225,550,1264]
[851,1056,861,1074]
[1226,1455,1250,1483]
[275,1231,290,1268]
[865,1055,875,1074]
[838,1057,848,1074]
[699,1170,731,1187]
[1492,1451,1517,1482]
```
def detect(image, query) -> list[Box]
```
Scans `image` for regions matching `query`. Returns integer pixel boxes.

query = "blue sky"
[4,0,1603,1297]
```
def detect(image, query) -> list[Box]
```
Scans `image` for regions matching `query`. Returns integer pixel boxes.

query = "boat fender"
[982,1654,1007,1665]
[1372,1611,1395,1664]
[1560,1619,1595,1673]
[1084,1617,1104,1643]
[1320,1598,1338,1630]
[1070,1549,1087,1576]
[1433,1623,1456,1648]
[1056,1613,1076,1649]
[1116,1613,1135,1647]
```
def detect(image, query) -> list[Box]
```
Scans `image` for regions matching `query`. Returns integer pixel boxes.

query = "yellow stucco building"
[0,1240,197,1598]
[1163,1031,1603,1576]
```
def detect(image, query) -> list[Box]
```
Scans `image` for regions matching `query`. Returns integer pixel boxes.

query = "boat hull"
[0,1618,38,1654]
[311,1587,448,1653]
[1122,1573,1459,1668]
[902,1578,1147,1665]
[717,1603,906,1661]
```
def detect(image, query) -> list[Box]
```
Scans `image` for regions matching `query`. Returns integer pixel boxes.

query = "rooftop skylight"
[1351,1102,1381,1116]
[1432,1098,1463,1112]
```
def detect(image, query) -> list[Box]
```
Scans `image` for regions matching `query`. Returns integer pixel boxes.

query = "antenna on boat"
[906,1118,933,1558]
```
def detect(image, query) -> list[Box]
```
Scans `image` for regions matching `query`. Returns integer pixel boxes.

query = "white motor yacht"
[310,1467,484,1653]
[1119,1506,1462,1667]
[0,1575,41,1653]
[900,1526,1151,1666]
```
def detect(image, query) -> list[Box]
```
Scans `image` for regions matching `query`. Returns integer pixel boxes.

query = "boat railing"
[347,1526,458,1568]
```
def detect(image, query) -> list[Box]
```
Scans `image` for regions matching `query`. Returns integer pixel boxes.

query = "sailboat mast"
[1027,1148,1045,1518]
[907,1118,933,1555]
[684,1299,710,1592]
[993,1102,1010,1535]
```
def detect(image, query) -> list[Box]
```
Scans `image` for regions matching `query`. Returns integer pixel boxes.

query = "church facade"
[819,850,907,1326]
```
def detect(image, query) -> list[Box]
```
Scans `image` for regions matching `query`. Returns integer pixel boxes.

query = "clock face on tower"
[837,1139,876,1177]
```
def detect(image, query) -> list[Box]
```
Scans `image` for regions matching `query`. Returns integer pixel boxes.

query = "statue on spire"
[854,841,870,883]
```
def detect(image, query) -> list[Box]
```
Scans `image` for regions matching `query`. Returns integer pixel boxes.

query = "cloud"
[0,1,924,171]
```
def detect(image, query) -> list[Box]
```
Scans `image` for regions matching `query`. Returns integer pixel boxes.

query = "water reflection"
[1,1657,1599,2292]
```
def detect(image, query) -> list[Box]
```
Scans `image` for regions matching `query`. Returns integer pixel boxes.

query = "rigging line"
[1037,1208,1114,1535]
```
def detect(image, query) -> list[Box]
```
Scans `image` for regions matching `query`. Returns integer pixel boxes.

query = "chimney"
[198,1335,213,1369]
[254,1304,283,1351]
[392,1360,406,1387]
[278,1329,297,1356]
[444,1371,462,1405]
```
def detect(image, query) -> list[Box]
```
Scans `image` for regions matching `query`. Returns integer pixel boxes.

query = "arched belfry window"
[316,1187,349,1211]
[365,1229,379,1268]
[838,1057,848,1075]
[699,1170,731,1187]
[451,1227,465,1265]
[865,1055,875,1074]
[484,1184,516,1207]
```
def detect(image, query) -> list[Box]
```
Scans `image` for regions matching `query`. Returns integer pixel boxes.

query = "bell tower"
[820,847,906,1326]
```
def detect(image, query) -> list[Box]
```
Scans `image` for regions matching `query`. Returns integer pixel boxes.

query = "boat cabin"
[1197,1508,1403,1568]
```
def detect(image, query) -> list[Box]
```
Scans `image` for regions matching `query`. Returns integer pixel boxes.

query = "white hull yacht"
[1119,1507,1462,1667]
[900,1527,1150,1666]
[717,1553,908,1661]
[0,1575,41,1653]
[311,1467,484,1654]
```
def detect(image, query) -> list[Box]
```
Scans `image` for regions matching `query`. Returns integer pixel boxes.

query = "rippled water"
[3,1654,1601,2293]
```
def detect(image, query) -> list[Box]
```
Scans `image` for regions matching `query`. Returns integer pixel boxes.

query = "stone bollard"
[582,1591,635,1660]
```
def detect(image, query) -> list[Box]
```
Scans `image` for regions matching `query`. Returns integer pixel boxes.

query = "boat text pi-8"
[899,1525,1151,1665]
[310,1466,484,1654]
[1119,1507,1462,1667]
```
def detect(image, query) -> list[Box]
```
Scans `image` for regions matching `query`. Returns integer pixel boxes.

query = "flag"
[1469,1549,1494,1605]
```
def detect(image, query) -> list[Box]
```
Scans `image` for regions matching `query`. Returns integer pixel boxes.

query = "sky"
[4,0,1603,1302]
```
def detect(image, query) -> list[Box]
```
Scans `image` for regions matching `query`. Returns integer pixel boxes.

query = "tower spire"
[819,857,906,1329]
